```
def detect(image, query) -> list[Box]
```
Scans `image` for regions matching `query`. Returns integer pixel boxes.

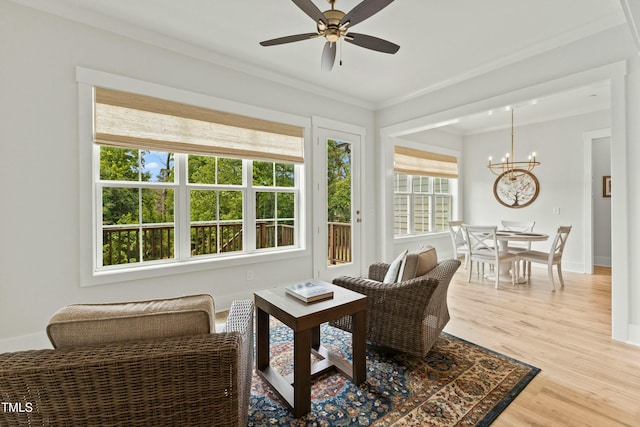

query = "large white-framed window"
[78,68,309,285]
[393,146,457,237]
[98,149,300,269]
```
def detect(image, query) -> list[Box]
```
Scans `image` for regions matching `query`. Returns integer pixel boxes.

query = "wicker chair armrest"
[0,334,246,427]
[224,299,254,338]
[368,262,390,281]
[422,259,462,284]
[223,299,254,427]
[333,275,388,294]
[333,275,440,318]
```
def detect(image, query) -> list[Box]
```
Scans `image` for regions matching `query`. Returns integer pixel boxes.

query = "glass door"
[314,126,362,281]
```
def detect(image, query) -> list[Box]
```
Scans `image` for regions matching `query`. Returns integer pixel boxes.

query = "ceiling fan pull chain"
[340,38,343,66]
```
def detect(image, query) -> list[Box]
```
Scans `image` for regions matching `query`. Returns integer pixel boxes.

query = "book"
[285,281,334,303]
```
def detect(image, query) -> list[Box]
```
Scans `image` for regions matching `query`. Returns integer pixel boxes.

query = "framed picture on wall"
[603,176,611,197]
[493,169,540,208]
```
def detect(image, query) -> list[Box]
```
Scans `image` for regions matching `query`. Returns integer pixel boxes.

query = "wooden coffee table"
[254,281,367,418]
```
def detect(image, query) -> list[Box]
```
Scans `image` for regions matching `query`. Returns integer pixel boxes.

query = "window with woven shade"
[393,146,457,236]
[93,87,305,271]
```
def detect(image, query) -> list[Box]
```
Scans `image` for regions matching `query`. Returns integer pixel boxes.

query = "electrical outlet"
[246,270,254,281]
[553,207,560,215]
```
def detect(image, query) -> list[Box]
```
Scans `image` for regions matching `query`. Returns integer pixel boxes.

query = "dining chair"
[501,220,536,252]
[501,220,536,275]
[516,226,572,291]
[463,225,517,289]
[448,220,469,268]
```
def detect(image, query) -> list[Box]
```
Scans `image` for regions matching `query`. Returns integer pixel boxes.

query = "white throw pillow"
[383,249,408,284]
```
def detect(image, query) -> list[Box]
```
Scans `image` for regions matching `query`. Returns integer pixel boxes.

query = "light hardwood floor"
[444,265,640,427]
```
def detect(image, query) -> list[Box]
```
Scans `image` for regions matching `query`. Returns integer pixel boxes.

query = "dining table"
[494,230,549,283]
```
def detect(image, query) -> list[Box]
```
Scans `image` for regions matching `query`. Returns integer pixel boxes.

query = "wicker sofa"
[0,295,253,427]
[331,247,461,357]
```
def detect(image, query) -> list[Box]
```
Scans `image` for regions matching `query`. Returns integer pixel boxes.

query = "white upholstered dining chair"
[463,225,517,289]
[517,225,572,291]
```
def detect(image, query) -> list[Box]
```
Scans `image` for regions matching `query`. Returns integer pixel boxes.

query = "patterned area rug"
[248,320,539,426]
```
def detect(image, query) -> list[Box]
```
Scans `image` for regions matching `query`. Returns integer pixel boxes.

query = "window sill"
[394,232,449,242]
[81,247,309,287]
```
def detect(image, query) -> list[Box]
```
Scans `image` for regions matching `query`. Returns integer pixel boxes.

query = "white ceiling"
[440,80,611,135]
[23,0,625,130]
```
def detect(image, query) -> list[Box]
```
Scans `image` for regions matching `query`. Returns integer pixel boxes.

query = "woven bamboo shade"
[394,146,458,178]
[94,88,304,163]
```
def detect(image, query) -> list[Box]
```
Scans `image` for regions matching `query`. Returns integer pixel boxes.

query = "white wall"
[625,61,640,338]
[0,2,376,348]
[463,111,610,273]
[593,137,612,267]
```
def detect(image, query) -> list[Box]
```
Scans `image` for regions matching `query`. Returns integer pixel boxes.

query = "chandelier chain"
[488,108,540,178]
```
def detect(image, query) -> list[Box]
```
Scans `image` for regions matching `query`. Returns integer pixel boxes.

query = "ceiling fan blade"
[292,0,328,25]
[345,32,400,54]
[260,33,319,46]
[340,0,395,28]
[321,41,336,71]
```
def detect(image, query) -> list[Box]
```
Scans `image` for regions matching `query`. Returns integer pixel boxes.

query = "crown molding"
[8,0,627,113]
[620,0,640,54]
[375,14,626,110]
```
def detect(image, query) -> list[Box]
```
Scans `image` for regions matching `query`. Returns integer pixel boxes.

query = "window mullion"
[137,150,143,263]
[138,187,144,262]
[244,160,256,251]
[96,182,104,269]
[294,163,302,249]
[429,193,435,233]
[176,154,189,260]
[407,176,414,235]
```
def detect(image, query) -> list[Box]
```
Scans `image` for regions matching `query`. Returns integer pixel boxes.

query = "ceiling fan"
[259,0,399,71]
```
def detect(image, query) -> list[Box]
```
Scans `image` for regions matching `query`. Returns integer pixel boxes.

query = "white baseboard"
[628,324,640,347]
[594,256,612,267]
[0,331,52,352]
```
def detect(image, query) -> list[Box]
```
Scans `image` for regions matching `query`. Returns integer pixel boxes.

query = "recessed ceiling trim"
[376,14,626,110]
[461,106,610,136]
[381,61,625,139]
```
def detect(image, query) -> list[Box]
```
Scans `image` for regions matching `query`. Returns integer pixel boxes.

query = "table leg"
[256,307,270,371]
[351,309,367,385]
[311,324,320,350]
[293,328,312,418]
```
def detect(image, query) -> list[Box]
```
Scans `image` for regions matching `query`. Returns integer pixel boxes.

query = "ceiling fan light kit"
[260,0,399,71]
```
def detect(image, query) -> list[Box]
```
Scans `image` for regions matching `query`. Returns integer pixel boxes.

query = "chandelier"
[487,108,540,178]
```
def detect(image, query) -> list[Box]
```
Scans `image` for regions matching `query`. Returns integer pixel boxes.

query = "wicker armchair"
[0,299,254,427]
[331,258,461,357]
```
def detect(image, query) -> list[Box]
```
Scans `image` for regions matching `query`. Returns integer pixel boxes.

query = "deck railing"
[103,221,351,266]
[328,222,351,264]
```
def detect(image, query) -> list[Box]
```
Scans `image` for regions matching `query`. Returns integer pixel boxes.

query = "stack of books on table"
[285,281,334,303]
